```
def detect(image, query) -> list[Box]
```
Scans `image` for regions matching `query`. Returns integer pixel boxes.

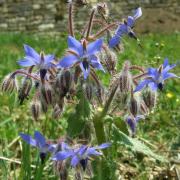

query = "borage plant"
[1,1,179,179]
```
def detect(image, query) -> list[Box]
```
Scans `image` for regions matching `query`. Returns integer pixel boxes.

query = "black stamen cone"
[80,158,88,171]
[40,69,47,81]
[128,31,137,40]
[82,60,89,70]
[158,83,163,91]
[40,152,46,164]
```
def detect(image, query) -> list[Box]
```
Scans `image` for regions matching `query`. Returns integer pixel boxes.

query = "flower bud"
[119,61,132,93]
[75,171,83,180]
[54,161,68,180]
[129,95,139,117]
[96,85,104,104]
[18,77,32,104]
[1,73,17,93]
[96,3,109,18]
[139,100,149,115]
[56,70,74,97]
[52,104,63,119]
[74,66,81,84]
[83,83,93,102]
[31,99,41,120]
[40,83,53,105]
[142,88,157,110]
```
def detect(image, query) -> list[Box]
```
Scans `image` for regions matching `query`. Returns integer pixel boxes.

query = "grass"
[0,32,179,179]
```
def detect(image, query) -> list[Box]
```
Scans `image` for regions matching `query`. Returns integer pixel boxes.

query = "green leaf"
[112,125,167,162]
[67,90,91,138]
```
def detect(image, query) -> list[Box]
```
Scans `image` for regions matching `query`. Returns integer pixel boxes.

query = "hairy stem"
[92,23,118,39]
[133,72,148,80]
[12,70,40,81]
[68,2,74,37]
[130,65,145,73]
[86,9,96,39]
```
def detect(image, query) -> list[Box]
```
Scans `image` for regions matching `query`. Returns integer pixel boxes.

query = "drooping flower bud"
[96,2,109,19]
[119,61,132,93]
[54,161,68,180]
[75,170,83,180]
[139,100,149,115]
[83,83,93,102]
[40,83,53,105]
[52,104,63,119]
[142,88,157,111]
[56,70,74,97]
[129,93,139,117]
[31,98,41,120]
[18,77,32,104]
[1,73,17,93]
[74,66,82,84]
[96,85,104,104]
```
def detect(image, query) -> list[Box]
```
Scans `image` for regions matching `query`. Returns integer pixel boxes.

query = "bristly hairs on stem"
[68,0,75,37]
[133,72,148,80]
[12,70,40,81]
[90,22,118,40]
[86,8,96,39]
[129,65,145,73]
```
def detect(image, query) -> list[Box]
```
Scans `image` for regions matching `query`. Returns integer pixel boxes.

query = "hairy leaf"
[112,125,167,162]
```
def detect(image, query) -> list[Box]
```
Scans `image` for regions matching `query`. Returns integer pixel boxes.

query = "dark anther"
[128,31,137,40]
[82,60,89,70]
[40,69,47,80]
[40,152,46,164]
[80,158,88,171]
[158,83,163,91]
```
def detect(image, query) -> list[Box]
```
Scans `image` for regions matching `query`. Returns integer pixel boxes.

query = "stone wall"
[0,0,180,33]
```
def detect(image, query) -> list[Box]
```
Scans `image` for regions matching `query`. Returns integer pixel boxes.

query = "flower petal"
[86,147,102,156]
[126,117,136,134]
[109,35,121,48]
[18,57,37,67]
[87,38,103,56]
[52,151,73,161]
[133,7,142,20]
[44,54,55,64]
[58,55,79,68]
[71,155,80,167]
[24,44,40,62]
[68,36,83,56]
[19,133,37,147]
[61,142,71,151]
[34,131,46,148]
[127,16,135,27]
[162,72,178,81]
[116,24,128,35]
[80,62,90,79]
[78,145,88,156]
[97,143,111,149]
[90,55,105,72]
[163,58,169,68]
[148,82,158,91]
[134,79,153,92]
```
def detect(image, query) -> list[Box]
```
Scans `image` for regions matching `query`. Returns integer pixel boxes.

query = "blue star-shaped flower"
[109,7,142,48]
[57,36,104,79]
[20,131,56,162]
[126,115,144,135]
[134,58,178,92]
[18,44,55,70]
[52,142,111,170]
